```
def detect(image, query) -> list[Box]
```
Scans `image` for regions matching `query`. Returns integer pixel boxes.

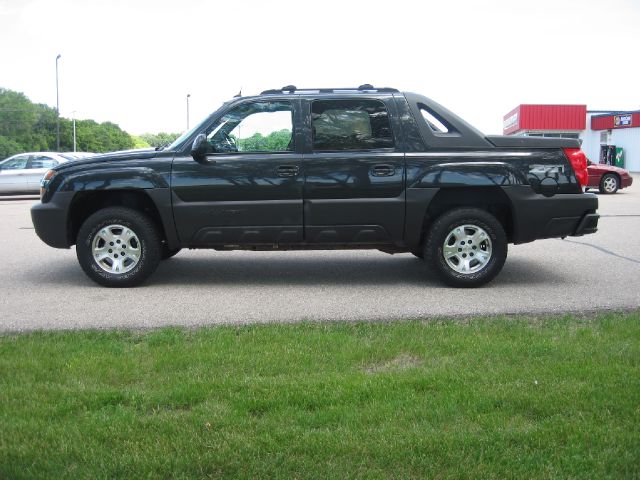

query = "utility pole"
[55,54,61,150]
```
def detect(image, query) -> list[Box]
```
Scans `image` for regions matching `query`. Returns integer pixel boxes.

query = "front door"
[302,98,406,244]
[0,155,30,193]
[171,99,303,246]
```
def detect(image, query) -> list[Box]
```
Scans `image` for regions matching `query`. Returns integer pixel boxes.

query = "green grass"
[1,313,639,479]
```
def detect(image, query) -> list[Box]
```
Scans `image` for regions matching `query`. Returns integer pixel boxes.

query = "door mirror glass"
[190,134,209,162]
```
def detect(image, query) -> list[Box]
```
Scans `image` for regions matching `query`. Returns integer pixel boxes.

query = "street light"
[70,111,77,152]
[186,94,191,130]
[55,54,61,150]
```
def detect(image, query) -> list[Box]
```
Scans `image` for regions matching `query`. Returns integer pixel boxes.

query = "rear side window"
[312,99,394,151]
[419,103,456,135]
[30,156,58,169]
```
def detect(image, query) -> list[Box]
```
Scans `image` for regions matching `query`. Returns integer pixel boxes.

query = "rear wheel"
[599,173,619,194]
[424,208,507,287]
[76,207,161,287]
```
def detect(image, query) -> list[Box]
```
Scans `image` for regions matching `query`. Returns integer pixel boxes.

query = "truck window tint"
[207,101,293,153]
[312,100,394,151]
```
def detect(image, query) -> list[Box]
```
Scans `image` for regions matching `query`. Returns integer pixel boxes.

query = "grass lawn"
[1,312,639,479]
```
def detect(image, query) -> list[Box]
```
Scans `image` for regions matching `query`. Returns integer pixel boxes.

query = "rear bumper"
[622,175,633,189]
[504,187,599,244]
[31,192,75,248]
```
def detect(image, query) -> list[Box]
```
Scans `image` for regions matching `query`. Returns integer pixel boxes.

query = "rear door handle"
[276,165,299,177]
[371,164,396,177]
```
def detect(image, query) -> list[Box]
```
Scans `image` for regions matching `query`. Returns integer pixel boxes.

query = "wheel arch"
[67,190,177,248]
[415,186,514,247]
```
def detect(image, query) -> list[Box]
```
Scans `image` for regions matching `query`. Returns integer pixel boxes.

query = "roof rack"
[260,84,399,95]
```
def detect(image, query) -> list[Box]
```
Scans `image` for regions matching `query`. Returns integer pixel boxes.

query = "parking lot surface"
[1,185,639,332]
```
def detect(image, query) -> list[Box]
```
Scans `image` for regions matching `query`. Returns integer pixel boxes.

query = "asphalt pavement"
[1,185,638,332]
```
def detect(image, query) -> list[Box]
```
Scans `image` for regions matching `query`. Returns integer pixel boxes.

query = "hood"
[54,148,158,171]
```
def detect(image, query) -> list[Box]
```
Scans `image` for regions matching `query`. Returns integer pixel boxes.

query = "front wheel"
[424,208,507,288]
[76,207,162,287]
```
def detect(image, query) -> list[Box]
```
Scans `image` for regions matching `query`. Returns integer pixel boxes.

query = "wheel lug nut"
[109,242,114,246]
[462,254,467,258]
[114,254,118,258]
[108,249,112,253]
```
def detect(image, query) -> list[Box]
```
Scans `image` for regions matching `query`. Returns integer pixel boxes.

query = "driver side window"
[206,101,293,153]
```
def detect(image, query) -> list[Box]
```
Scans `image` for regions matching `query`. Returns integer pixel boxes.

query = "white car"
[0,152,72,194]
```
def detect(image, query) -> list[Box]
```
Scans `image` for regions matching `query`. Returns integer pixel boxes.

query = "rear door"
[301,97,405,244]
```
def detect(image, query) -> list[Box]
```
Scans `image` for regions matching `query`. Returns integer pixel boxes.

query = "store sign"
[503,111,519,132]
[614,114,632,127]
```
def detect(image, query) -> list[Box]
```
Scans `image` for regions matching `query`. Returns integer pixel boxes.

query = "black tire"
[76,207,161,287]
[411,250,424,259]
[161,246,181,260]
[424,208,507,288]
[599,173,619,194]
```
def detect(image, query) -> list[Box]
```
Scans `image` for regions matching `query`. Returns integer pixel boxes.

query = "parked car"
[32,85,599,288]
[0,152,71,194]
[586,159,634,194]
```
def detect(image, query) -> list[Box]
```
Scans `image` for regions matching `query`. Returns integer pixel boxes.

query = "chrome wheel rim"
[603,176,617,193]
[91,224,141,274]
[443,224,492,274]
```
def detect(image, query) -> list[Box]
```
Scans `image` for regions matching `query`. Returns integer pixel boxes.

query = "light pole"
[186,93,191,130]
[71,111,77,152]
[55,54,61,150]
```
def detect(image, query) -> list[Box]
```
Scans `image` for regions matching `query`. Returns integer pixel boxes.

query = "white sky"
[1,0,638,136]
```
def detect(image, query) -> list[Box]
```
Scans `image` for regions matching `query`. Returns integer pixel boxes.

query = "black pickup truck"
[32,85,599,288]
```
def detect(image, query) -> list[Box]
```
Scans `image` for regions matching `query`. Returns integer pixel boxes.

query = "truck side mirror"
[190,134,209,163]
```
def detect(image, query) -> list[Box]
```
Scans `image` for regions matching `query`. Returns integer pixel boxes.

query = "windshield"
[165,101,226,151]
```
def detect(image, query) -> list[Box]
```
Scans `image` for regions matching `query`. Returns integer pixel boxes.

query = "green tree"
[236,129,291,152]
[139,132,180,148]
[132,136,151,148]
[0,87,135,157]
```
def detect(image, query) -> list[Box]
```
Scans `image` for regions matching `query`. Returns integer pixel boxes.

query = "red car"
[586,160,634,194]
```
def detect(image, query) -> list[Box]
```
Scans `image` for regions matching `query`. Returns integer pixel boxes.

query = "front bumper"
[31,192,75,248]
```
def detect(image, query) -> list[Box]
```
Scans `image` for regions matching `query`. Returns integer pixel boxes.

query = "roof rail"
[260,85,399,95]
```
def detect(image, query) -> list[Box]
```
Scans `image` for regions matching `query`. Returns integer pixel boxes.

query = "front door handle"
[371,164,396,177]
[276,165,299,177]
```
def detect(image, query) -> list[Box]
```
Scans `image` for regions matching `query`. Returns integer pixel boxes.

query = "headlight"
[40,169,56,199]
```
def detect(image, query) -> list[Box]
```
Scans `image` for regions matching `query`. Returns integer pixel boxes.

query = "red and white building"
[503,104,640,172]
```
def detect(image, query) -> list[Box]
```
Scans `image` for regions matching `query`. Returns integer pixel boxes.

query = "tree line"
[0,88,181,159]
